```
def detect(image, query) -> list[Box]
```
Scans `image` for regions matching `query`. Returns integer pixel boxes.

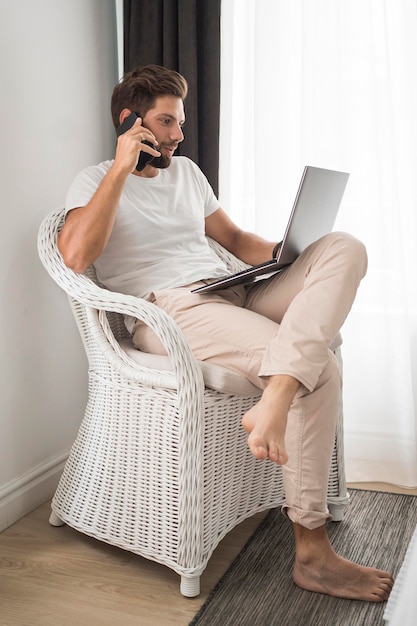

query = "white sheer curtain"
[220,0,417,486]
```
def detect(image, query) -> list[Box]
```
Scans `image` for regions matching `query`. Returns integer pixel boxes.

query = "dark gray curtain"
[123,0,221,195]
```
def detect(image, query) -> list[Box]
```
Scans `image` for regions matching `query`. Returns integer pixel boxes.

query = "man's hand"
[115,116,160,174]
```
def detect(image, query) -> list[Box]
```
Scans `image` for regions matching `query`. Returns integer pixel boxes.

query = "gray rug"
[190,490,417,626]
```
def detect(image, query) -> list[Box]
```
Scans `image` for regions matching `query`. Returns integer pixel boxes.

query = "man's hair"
[111,64,188,129]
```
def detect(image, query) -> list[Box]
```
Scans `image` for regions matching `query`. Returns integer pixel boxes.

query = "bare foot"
[242,397,288,464]
[292,524,394,602]
[241,374,300,464]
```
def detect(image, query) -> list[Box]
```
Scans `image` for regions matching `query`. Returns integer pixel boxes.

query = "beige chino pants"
[133,232,368,529]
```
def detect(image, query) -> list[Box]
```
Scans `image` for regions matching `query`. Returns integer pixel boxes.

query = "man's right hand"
[114,115,160,175]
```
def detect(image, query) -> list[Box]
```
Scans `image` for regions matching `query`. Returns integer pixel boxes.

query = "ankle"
[293,523,332,564]
[264,374,300,406]
[268,374,300,393]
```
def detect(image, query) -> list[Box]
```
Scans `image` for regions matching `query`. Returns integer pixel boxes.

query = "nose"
[172,124,184,144]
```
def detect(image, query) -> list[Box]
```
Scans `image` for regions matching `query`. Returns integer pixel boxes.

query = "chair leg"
[180,574,200,597]
[328,497,350,522]
[49,510,66,527]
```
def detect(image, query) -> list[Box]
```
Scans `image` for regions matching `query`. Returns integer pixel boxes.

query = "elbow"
[61,252,89,275]
[65,257,89,275]
[58,238,89,274]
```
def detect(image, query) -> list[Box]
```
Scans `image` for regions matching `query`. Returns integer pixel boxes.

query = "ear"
[119,108,136,125]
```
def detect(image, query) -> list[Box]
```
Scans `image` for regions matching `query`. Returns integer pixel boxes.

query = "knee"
[327,231,368,279]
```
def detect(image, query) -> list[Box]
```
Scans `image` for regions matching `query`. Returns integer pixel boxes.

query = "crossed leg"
[241,236,394,602]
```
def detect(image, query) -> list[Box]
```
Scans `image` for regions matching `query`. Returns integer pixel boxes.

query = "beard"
[149,154,171,169]
[150,143,178,169]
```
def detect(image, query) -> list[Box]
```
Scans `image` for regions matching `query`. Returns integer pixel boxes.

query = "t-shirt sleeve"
[204,186,221,218]
[186,159,220,218]
[64,163,109,215]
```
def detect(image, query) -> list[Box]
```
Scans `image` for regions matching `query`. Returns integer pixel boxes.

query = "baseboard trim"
[0,450,69,531]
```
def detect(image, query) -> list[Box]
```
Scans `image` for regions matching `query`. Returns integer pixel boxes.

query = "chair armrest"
[87,290,205,393]
[207,236,250,273]
[37,208,204,394]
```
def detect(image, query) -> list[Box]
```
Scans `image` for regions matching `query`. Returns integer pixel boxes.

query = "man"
[59,64,393,602]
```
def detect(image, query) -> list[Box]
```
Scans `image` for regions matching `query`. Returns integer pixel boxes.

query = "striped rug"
[190,489,417,626]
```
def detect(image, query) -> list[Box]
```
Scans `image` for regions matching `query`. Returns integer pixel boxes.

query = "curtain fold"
[220,0,417,487]
[123,0,220,194]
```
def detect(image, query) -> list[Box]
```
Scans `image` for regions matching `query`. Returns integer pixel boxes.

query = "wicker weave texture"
[37,208,349,596]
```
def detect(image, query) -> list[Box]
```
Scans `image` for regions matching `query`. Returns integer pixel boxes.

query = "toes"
[269,445,288,465]
[248,438,288,465]
[248,437,268,460]
[268,440,288,464]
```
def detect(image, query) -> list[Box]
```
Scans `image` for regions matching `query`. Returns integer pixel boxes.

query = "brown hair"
[111,64,188,129]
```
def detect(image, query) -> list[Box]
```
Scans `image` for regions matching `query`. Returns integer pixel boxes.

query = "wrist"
[108,159,132,183]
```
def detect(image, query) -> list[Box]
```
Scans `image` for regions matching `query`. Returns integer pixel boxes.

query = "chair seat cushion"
[120,339,261,397]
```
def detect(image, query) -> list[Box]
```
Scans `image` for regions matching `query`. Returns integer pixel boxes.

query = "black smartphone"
[116,111,157,172]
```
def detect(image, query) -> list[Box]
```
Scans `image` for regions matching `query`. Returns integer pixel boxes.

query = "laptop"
[192,165,349,294]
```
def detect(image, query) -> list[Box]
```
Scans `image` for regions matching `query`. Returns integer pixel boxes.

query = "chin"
[151,155,172,169]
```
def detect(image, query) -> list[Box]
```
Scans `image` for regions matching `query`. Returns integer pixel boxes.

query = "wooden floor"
[1,483,417,626]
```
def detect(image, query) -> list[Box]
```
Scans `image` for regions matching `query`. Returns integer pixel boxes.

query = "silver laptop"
[192,165,349,294]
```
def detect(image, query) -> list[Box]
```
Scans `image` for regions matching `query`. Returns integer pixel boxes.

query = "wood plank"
[0,501,266,626]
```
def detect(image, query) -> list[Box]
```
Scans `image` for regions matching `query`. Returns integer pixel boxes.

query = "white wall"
[0,0,118,530]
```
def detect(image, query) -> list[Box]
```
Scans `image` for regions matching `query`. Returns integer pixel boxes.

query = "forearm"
[228,230,280,266]
[205,208,280,265]
[58,164,128,273]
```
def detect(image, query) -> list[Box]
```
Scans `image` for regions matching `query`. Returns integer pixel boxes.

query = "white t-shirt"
[65,157,228,305]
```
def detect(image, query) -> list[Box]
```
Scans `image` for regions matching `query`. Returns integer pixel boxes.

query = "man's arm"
[205,208,280,265]
[58,167,128,273]
[58,116,159,273]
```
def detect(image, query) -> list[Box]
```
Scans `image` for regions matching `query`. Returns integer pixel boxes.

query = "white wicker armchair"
[37,207,349,597]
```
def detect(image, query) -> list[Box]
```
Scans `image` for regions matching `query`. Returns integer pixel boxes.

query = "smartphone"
[116,111,157,171]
